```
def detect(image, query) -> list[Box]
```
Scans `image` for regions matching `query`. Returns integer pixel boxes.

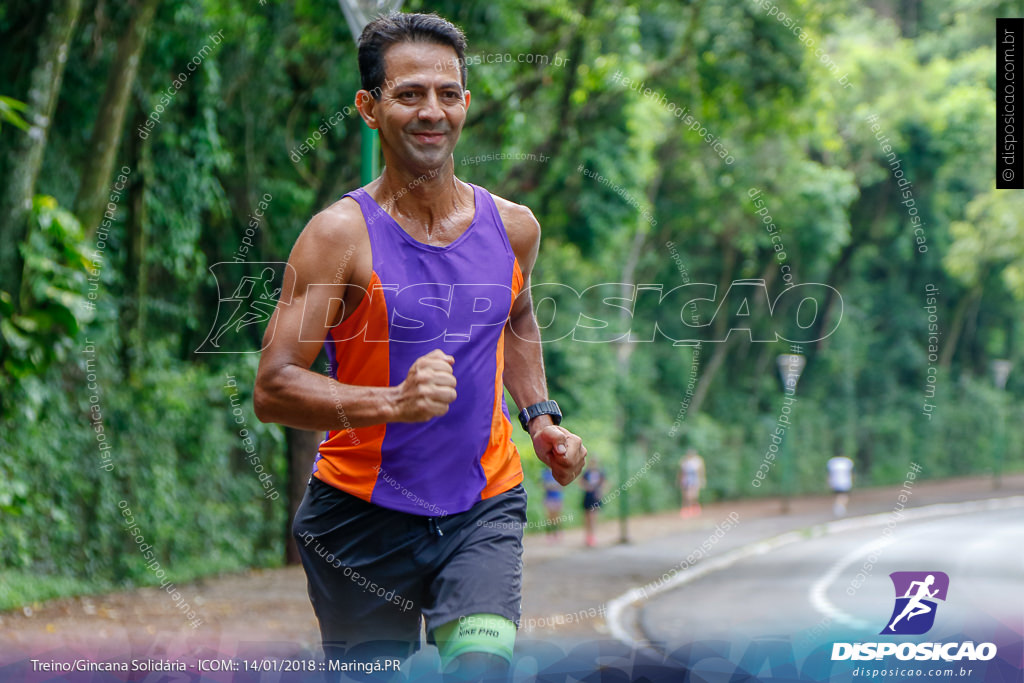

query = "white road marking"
[807,536,892,629]
[605,496,1024,647]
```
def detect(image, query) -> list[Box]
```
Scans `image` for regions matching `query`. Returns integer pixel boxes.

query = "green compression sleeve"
[433,613,517,667]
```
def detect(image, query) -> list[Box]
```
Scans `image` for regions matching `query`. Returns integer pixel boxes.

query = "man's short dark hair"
[358,12,468,99]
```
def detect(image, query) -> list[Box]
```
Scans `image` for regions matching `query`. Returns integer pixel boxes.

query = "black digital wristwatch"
[518,400,562,431]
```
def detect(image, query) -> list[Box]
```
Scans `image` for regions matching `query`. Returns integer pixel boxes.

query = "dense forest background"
[1,0,1022,610]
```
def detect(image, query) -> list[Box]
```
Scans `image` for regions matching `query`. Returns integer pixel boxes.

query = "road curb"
[605,495,1024,647]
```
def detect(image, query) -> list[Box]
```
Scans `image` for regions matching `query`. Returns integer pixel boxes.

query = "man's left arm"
[497,198,587,485]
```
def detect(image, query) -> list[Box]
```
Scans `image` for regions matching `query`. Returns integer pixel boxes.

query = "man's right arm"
[253,204,456,431]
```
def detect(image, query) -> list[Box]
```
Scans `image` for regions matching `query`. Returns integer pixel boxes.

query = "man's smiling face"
[372,41,470,171]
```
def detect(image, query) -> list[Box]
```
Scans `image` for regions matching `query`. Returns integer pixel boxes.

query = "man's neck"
[372,158,465,215]
[369,158,474,240]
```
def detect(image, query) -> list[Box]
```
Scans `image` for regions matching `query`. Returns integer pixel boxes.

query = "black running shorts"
[292,477,526,661]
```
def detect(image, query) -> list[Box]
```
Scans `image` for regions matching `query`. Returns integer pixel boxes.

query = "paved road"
[640,505,1024,643]
[633,503,1024,680]
[3,476,1022,681]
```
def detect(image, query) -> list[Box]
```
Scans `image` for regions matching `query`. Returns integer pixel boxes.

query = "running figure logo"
[881,571,949,635]
[196,262,288,353]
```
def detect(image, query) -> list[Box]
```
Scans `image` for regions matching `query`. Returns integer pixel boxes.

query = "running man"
[887,574,939,632]
[253,12,586,681]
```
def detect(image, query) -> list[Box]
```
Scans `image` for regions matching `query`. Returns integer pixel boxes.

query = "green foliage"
[1,0,1021,609]
[0,572,106,612]
[1,197,92,408]
[946,190,1024,297]
[0,358,285,608]
[0,95,29,133]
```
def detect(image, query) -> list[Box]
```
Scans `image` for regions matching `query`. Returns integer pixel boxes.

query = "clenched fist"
[532,425,587,485]
[394,349,457,422]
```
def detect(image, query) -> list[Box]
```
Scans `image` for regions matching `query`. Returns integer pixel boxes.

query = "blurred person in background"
[541,468,564,542]
[678,448,706,518]
[827,453,854,516]
[580,457,606,547]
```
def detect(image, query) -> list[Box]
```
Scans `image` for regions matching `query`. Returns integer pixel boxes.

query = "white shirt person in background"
[678,448,706,518]
[827,454,854,516]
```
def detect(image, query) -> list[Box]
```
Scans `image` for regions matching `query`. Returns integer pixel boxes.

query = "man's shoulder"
[295,197,370,256]
[476,186,540,265]
[484,189,540,234]
[304,195,366,243]
[287,196,369,282]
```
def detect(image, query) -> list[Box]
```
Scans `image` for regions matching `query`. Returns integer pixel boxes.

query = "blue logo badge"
[881,571,949,635]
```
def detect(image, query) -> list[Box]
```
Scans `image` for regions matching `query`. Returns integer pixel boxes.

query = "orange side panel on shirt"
[313,272,389,502]
[480,259,525,500]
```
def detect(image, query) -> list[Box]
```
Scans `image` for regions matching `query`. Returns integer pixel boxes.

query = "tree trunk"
[612,215,650,543]
[121,99,151,376]
[0,0,82,297]
[532,0,595,211]
[285,427,320,565]
[687,333,738,419]
[685,242,738,417]
[74,0,160,236]
[938,286,980,371]
[806,192,883,352]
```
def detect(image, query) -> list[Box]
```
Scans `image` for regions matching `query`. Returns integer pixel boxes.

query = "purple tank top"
[317,183,524,515]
